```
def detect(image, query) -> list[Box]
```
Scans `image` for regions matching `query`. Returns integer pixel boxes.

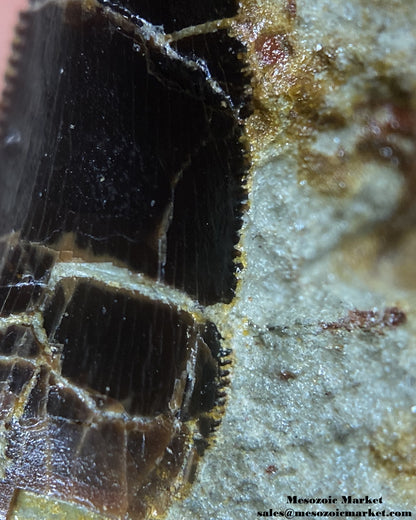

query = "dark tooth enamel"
[0,0,248,517]
[0,0,247,305]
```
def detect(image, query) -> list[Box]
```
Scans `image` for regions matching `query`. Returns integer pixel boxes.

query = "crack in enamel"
[0,0,247,306]
[30,0,241,115]
[0,0,247,517]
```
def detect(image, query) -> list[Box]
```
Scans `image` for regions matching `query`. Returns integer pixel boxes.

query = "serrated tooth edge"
[0,8,31,138]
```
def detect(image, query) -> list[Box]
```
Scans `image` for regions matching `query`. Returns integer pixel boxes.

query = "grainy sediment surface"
[167,1,416,518]
[0,1,415,518]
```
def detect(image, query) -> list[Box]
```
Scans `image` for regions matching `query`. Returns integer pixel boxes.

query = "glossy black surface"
[97,0,238,32]
[0,2,246,304]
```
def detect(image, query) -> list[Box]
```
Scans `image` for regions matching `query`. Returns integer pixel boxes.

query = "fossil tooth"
[0,0,248,518]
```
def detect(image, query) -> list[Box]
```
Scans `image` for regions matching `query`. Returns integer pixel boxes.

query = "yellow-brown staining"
[10,490,109,520]
[233,0,416,304]
[382,229,416,291]
[231,0,372,186]
[234,0,416,222]
[356,97,416,230]
[330,86,416,290]
[338,226,416,298]
[371,409,416,503]
[296,75,416,210]
[231,0,325,159]
[300,152,365,197]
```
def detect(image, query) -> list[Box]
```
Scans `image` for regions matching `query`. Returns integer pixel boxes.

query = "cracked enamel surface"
[0,0,248,305]
[0,0,248,518]
[3,0,415,519]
